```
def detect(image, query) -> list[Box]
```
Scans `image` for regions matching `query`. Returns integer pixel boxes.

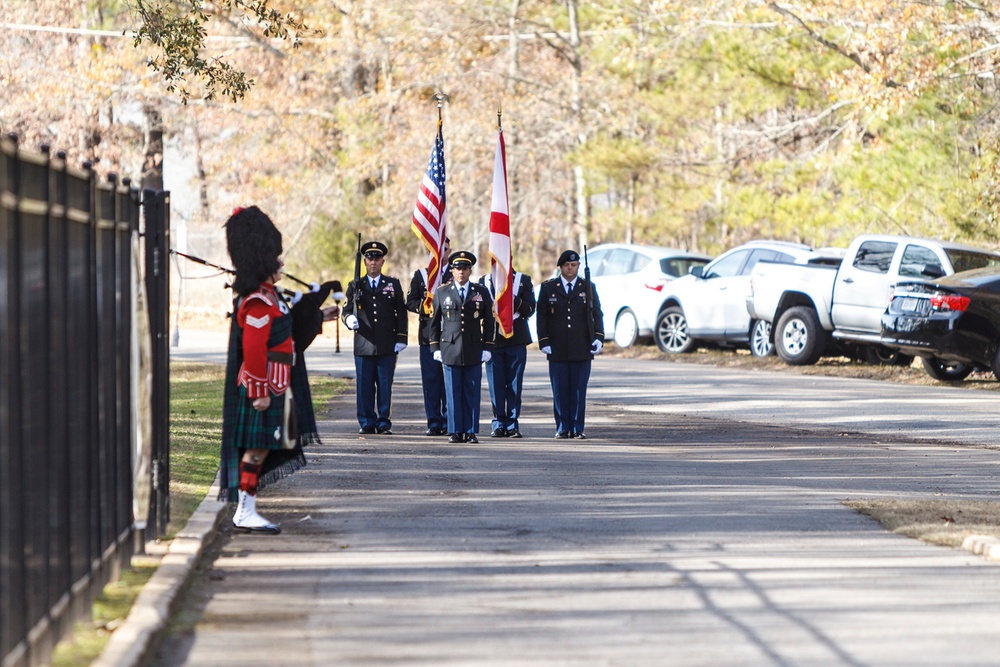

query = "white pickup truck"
[746,234,1000,365]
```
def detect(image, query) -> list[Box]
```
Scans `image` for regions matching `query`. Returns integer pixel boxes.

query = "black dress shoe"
[507,430,522,439]
[359,426,376,434]
[466,434,479,443]
[424,428,437,436]
[434,427,449,436]
[376,426,393,435]
[573,432,587,439]
[491,428,507,438]
[555,431,570,439]
[448,434,464,444]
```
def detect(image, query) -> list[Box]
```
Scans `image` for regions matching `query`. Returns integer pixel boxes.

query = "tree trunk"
[566,0,588,251]
[508,0,520,95]
[142,104,164,191]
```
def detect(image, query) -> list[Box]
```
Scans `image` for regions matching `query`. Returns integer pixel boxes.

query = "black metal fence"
[0,136,170,667]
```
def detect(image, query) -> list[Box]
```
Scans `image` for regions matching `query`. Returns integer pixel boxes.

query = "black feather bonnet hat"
[225,206,283,296]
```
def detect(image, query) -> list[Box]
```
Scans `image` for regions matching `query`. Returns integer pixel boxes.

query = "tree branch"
[767,2,900,88]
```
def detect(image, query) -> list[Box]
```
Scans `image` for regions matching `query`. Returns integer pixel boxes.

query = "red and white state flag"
[489,125,513,338]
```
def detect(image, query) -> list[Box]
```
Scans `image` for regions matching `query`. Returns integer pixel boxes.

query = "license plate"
[900,297,919,312]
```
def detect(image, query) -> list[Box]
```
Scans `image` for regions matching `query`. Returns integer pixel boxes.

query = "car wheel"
[922,357,974,382]
[774,306,828,366]
[862,345,914,367]
[749,319,773,358]
[654,307,697,354]
[613,308,639,349]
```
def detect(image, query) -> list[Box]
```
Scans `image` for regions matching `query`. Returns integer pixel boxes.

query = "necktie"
[371,278,378,290]
[459,286,466,302]
[566,281,573,294]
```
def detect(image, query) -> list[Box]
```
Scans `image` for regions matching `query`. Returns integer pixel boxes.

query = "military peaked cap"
[361,241,388,258]
[449,250,476,268]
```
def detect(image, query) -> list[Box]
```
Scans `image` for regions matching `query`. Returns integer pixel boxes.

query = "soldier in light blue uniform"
[405,237,452,436]
[480,269,536,438]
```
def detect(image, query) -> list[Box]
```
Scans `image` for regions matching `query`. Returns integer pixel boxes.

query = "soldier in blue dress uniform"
[342,241,408,434]
[405,237,452,436]
[480,268,536,438]
[430,251,495,443]
[536,250,605,439]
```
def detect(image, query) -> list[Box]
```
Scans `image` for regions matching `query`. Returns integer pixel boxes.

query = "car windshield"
[661,256,708,277]
[944,249,1000,273]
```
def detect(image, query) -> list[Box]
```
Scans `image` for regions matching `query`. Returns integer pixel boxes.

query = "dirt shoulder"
[605,342,1000,391]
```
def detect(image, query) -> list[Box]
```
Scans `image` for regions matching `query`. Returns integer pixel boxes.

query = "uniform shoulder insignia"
[244,289,275,307]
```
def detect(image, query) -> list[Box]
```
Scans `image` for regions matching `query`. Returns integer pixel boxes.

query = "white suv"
[652,240,836,356]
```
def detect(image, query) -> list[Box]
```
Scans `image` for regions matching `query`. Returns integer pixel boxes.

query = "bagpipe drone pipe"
[171,249,340,353]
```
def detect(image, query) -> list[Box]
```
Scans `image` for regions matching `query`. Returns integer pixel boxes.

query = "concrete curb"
[91,476,227,667]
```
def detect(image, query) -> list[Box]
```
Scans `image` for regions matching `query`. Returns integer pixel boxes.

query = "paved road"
[155,331,1000,666]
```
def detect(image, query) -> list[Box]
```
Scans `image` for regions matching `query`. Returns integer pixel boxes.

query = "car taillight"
[929,294,970,312]
[645,279,669,292]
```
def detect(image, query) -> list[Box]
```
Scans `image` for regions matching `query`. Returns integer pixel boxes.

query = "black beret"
[449,250,476,268]
[557,250,580,266]
[361,241,388,258]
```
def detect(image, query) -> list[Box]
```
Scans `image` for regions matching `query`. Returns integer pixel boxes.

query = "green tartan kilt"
[219,385,306,502]
[231,386,289,451]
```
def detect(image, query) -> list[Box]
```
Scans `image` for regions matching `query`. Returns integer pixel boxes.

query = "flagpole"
[411,92,449,316]
[434,92,449,129]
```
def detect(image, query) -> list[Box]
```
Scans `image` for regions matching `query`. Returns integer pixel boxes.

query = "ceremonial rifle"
[583,245,596,346]
[352,232,362,314]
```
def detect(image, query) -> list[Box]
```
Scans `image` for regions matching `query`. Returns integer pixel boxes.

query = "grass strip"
[846,498,1000,547]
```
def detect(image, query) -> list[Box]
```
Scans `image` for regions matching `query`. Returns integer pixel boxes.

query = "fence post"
[0,133,27,667]
[143,189,171,538]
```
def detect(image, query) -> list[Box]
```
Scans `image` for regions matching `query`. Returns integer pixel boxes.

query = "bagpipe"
[171,249,342,353]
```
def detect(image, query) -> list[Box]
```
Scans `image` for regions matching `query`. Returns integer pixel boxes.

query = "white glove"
[433,350,442,362]
[540,345,552,355]
[345,314,359,330]
[289,291,304,305]
[481,351,492,363]
[309,282,321,293]
[592,339,603,354]
[513,312,521,321]
[394,342,407,353]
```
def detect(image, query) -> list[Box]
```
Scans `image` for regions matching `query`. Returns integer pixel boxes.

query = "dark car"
[881,266,1000,381]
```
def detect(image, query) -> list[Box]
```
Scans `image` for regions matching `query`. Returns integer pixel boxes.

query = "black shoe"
[555,431,570,439]
[507,430,522,439]
[448,434,464,444]
[491,428,507,438]
[573,432,587,439]
[425,428,437,436]
[434,427,449,436]
[376,426,393,435]
[466,434,479,443]
[359,426,376,434]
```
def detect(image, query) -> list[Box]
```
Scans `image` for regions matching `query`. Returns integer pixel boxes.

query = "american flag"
[411,124,448,315]
[489,126,513,338]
